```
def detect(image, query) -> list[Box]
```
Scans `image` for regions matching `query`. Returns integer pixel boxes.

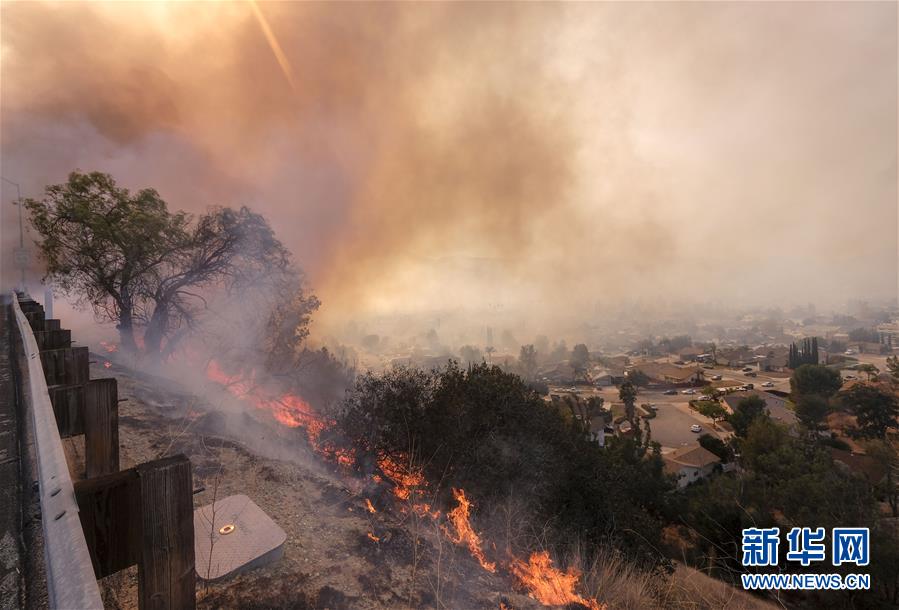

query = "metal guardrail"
[11,294,104,609]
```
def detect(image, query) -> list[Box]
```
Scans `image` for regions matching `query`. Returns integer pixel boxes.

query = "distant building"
[716,347,756,368]
[663,444,721,489]
[634,362,704,387]
[722,390,797,428]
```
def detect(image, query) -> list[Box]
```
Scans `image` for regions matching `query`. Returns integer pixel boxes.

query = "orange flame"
[364,498,377,514]
[377,454,427,501]
[509,551,604,610]
[206,360,354,463]
[367,532,380,543]
[99,340,118,353]
[444,488,496,573]
[103,361,112,369]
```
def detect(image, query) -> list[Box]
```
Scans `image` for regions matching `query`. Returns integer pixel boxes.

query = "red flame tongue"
[444,488,496,573]
[205,361,601,608]
[509,551,604,610]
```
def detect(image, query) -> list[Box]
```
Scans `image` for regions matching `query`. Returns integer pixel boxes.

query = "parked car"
[690,424,702,433]
[761,381,774,387]
[744,372,757,377]
[742,367,754,372]
[681,389,696,395]
[663,389,678,395]
[711,375,722,381]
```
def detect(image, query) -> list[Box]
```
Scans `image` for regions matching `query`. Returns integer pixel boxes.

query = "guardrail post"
[40,346,89,386]
[75,454,196,609]
[84,378,119,477]
[137,454,196,610]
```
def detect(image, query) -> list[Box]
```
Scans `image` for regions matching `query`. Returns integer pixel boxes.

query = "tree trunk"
[117,308,138,353]
[144,304,168,359]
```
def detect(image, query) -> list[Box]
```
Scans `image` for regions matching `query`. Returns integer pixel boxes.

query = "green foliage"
[25,171,313,359]
[693,400,727,421]
[790,364,842,399]
[659,335,692,354]
[697,433,732,462]
[839,384,899,440]
[787,337,819,368]
[627,368,651,387]
[794,393,831,432]
[518,344,538,380]
[886,355,899,383]
[727,395,768,438]
[857,363,880,381]
[618,380,638,424]
[339,362,671,566]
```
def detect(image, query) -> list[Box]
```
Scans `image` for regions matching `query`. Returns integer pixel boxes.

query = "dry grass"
[576,551,779,610]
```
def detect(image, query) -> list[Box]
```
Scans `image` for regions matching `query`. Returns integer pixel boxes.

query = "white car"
[690,424,702,433]
[681,389,696,395]
[761,381,774,388]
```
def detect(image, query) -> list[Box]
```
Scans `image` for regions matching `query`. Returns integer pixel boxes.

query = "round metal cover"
[194,494,287,581]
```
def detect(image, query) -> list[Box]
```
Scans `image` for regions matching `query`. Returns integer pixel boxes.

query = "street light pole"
[2,176,26,290]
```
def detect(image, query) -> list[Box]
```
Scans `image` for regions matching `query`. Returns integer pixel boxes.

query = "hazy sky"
[1,1,896,333]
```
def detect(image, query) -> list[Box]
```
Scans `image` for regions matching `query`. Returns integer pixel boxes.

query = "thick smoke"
[1,2,896,340]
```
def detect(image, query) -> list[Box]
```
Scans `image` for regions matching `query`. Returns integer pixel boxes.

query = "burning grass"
[204,359,604,609]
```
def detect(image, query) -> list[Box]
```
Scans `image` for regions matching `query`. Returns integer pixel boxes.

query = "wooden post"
[48,384,85,438]
[75,455,196,610]
[40,346,89,386]
[137,455,196,610]
[74,468,141,578]
[84,378,119,477]
[34,328,72,351]
[44,319,61,331]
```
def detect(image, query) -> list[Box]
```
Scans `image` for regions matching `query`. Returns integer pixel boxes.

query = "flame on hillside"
[205,360,354,465]
[204,360,601,609]
[509,551,605,610]
[444,488,496,572]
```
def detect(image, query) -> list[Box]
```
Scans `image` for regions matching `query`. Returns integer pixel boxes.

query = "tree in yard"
[627,368,651,387]
[794,393,831,435]
[26,171,316,360]
[727,394,768,438]
[694,400,728,422]
[698,433,732,462]
[790,364,842,399]
[459,345,483,366]
[700,385,720,401]
[518,344,538,380]
[857,363,880,381]
[839,384,899,440]
[618,380,638,426]
[863,439,899,518]
[886,355,899,383]
[570,343,590,381]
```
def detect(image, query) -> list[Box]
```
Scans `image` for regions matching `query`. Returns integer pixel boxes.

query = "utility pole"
[2,176,27,291]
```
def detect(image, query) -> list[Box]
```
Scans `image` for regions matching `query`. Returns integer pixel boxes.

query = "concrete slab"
[194,494,286,581]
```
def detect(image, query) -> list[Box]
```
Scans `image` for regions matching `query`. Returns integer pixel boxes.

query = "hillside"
[62,356,774,610]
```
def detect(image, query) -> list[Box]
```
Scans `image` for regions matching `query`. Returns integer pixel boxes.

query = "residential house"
[753,346,790,372]
[663,444,722,489]
[722,390,797,428]
[716,347,756,368]
[634,362,704,387]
